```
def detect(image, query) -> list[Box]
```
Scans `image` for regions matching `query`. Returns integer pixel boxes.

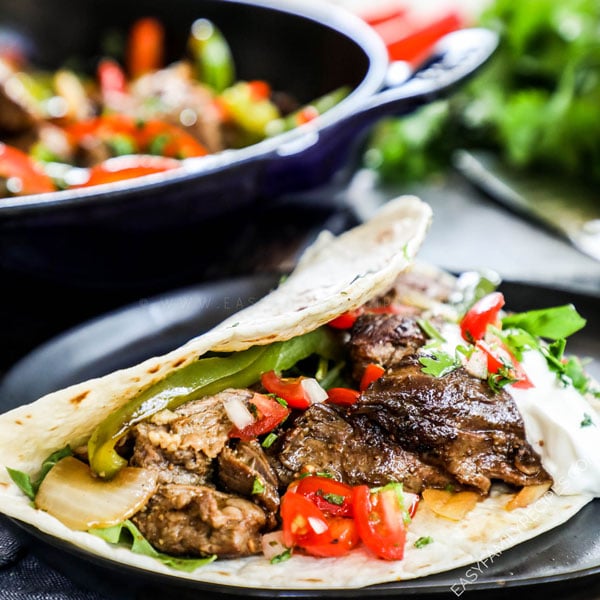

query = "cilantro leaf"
[90,520,216,572]
[501,305,586,340]
[419,350,460,377]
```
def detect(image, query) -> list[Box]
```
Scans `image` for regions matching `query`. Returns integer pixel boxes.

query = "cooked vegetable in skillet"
[0,16,349,197]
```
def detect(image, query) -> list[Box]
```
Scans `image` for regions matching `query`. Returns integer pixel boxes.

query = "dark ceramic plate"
[1,275,600,599]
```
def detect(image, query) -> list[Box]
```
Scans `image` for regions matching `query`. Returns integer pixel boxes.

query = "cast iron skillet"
[0,0,497,282]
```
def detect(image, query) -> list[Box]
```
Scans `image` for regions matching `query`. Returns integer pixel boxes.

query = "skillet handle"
[346,27,499,124]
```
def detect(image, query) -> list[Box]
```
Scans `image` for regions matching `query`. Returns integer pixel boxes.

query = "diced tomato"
[477,338,534,389]
[360,363,385,391]
[127,17,165,78]
[328,304,407,330]
[281,491,330,548]
[0,143,56,195]
[260,371,310,410]
[70,155,181,188]
[300,517,359,557]
[352,484,407,561]
[295,476,354,518]
[460,292,505,343]
[328,309,362,330]
[327,387,360,407]
[404,491,420,519]
[229,393,290,441]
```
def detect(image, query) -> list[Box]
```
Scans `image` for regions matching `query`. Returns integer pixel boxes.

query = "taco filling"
[13,263,596,565]
[1,196,598,587]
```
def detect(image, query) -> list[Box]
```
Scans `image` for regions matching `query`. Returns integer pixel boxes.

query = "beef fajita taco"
[1,195,599,590]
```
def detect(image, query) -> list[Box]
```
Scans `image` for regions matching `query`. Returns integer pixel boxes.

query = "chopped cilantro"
[252,477,265,495]
[261,432,278,449]
[487,364,518,393]
[414,536,434,549]
[270,548,292,564]
[581,413,594,428]
[317,490,345,506]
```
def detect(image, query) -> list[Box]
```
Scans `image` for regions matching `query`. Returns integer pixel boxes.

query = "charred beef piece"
[347,313,427,381]
[270,403,456,493]
[356,358,551,494]
[129,389,241,485]
[132,484,266,558]
[218,440,280,526]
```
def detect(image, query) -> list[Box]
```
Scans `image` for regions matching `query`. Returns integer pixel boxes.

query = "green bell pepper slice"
[88,328,340,479]
[188,18,235,93]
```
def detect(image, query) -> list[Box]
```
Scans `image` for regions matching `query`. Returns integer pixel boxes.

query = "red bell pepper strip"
[127,17,165,78]
[359,363,385,391]
[385,11,463,64]
[327,387,360,407]
[64,115,208,160]
[359,4,408,27]
[460,291,505,343]
[0,143,56,195]
[228,392,290,441]
[97,58,127,97]
[353,484,407,560]
[70,155,181,188]
[135,119,208,159]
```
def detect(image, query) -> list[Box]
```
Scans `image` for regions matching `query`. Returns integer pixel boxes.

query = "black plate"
[1,275,600,599]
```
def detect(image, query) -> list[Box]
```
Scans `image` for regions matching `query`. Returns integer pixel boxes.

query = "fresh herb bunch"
[364,0,600,184]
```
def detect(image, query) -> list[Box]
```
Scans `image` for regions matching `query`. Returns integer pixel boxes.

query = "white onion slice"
[35,456,157,531]
[223,396,256,429]
[261,530,288,560]
[307,515,329,535]
[301,378,328,405]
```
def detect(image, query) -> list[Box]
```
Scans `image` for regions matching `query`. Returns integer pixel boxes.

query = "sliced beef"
[132,484,266,557]
[218,439,280,525]
[129,389,239,484]
[347,313,426,381]
[271,403,456,494]
[356,358,551,494]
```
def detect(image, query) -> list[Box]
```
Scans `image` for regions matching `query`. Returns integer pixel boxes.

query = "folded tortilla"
[0,195,592,590]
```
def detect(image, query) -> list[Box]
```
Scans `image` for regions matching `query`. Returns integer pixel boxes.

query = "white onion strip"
[35,456,157,531]
[223,396,256,429]
[301,378,328,405]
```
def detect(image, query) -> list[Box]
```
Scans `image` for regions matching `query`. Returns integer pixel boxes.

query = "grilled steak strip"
[132,484,266,558]
[218,439,280,527]
[270,402,456,494]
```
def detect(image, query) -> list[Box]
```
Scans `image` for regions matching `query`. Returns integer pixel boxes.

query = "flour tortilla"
[0,195,593,590]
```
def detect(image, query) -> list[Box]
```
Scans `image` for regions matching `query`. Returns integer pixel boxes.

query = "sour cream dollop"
[509,350,600,496]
